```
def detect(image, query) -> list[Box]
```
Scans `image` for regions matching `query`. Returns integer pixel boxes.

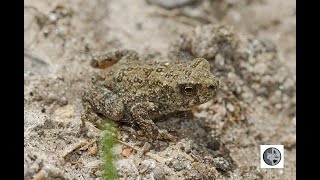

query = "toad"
[81,50,219,141]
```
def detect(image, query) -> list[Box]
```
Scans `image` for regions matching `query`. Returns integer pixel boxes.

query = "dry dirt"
[24,0,296,179]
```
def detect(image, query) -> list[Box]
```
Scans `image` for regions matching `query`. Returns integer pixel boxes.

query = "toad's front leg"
[81,86,125,127]
[130,102,176,142]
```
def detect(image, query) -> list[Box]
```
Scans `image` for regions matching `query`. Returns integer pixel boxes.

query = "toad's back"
[92,60,191,103]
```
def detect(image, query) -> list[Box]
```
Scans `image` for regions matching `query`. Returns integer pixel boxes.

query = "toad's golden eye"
[179,84,198,95]
[184,87,194,93]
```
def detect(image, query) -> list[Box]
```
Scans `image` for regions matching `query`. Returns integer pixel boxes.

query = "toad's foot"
[131,102,177,142]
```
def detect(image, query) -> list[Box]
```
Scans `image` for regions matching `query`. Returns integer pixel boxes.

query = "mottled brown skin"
[81,50,220,141]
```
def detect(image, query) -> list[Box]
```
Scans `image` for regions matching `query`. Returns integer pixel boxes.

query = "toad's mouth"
[199,96,212,103]
[188,98,201,107]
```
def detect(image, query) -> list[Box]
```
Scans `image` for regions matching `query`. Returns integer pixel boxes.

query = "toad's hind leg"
[130,102,176,142]
[90,49,139,69]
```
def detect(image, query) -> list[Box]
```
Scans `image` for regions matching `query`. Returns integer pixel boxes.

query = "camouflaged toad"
[81,50,219,141]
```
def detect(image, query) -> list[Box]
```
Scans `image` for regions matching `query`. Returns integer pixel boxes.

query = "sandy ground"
[24,0,296,179]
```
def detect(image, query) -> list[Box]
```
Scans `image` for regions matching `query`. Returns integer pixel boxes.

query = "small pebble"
[213,157,231,172]
[142,142,152,153]
[146,0,196,9]
[226,103,235,112]
[122,148,132,158]
[173,161,186,171]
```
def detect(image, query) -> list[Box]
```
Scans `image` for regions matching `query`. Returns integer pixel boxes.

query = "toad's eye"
[179,84,198,95]
[184,87,194,93]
